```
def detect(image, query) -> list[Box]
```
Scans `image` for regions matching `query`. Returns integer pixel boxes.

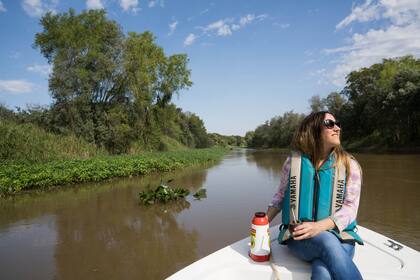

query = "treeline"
[247,56,420,150]
[208,133,246,147]
[0,9,217,162]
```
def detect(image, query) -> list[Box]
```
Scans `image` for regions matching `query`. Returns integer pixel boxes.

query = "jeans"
[287,231,363,280]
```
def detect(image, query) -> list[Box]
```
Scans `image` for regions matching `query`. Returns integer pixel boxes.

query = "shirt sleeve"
[269,156,291,209]
[331,158,362,232]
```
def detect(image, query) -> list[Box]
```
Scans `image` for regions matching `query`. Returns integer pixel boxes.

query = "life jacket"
[278,151,363,245]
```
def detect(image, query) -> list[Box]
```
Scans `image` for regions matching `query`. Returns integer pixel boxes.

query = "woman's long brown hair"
[291,111,353,179]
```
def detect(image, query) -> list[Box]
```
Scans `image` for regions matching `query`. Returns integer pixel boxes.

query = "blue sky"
[0,0,419,136]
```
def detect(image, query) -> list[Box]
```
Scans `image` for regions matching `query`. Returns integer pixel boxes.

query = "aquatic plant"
[193,188,207,200]
[139,184,190,205]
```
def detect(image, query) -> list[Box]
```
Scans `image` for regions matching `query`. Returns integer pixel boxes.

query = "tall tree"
[34,8,125,146]
[309,95,326,112]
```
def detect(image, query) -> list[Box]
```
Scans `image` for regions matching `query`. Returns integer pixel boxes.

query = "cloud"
[336,0,382,29]
[273,23,290,29]
[204,19,233,36]
[86,0,104,10]
[188,8,210,21]
[0,80,34,94]
[9,52,21,59]
[337,0,420,29]
[323,0,420,86]
[22,0,58,17]
[201,14,267,37]
[120,0,139,13]
[27,64,52,76]
[0,1,6,12]
[184,33,196,46]
[168,21,178,35]
[148,0,164,8]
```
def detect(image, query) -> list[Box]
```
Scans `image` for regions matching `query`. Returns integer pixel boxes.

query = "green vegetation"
[192,188,207,200]
[139,184,190,205]
[0,147,227,196]
[245,112,305,149]
[0,8,215,161]
[0,120,104,163]
[138,183,207,205]
[246,56,420,151]
[208,133,246,147]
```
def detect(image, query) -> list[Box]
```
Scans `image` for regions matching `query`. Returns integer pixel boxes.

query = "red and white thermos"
[249,212,270,262]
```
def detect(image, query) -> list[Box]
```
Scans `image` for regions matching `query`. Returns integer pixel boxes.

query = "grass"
[0,147,228,196]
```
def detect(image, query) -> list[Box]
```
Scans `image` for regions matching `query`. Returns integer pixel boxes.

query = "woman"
[266,111,364,280]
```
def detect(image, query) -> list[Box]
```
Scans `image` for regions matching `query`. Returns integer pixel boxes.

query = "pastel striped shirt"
[270,156,362,232]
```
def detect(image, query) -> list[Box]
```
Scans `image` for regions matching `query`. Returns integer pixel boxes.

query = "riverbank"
[246,145,420,154]
[0,147,228,196]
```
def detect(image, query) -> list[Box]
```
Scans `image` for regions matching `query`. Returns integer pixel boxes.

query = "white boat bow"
[167,225,420,280]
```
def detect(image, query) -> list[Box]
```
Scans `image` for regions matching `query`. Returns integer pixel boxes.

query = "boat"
[167,225,420,280]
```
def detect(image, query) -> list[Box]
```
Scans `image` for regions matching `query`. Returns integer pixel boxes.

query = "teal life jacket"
[278,151,363,245]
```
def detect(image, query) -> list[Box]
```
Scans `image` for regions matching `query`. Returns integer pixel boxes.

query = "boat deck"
[167,225,420,280]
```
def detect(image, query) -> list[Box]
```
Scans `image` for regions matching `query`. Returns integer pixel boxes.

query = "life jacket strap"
[289,151,302,223]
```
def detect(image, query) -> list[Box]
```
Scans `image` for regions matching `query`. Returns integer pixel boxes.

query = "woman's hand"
[292,218,335,240]
[292,222,322,240]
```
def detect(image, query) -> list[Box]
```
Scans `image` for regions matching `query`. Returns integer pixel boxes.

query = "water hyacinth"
[139,184,190,205]
[0,147,228,196]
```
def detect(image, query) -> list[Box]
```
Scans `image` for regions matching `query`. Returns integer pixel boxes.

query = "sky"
[0,0,419,136]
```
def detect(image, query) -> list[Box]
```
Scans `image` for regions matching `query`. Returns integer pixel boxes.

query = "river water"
[0,149,419,279]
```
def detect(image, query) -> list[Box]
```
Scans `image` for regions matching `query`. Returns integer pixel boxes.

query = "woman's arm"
[331,158,362,232]
[266,156,290,223]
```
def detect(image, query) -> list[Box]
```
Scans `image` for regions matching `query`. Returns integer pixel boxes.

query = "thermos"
[249,212,270,262]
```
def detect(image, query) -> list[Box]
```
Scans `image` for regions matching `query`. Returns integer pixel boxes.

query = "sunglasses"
[323,119,341,129]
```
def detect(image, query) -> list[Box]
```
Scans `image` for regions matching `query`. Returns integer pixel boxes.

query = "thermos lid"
[255,212,266,217]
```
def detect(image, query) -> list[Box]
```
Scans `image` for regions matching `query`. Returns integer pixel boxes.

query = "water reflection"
[356,154,420,249]
[245,149,287,177]
[54,196,197,280]
[0,215,57,280]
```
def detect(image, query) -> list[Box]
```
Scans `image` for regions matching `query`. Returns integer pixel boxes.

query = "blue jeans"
[287,231,363,280]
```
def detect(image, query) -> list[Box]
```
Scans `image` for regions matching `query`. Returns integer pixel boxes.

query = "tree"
[34,9,196,153]
[309,95,326,112]
[34,9,125,147]
[324,92,345,116]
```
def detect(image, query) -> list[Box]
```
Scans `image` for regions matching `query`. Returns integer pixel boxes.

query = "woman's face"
[321,113,341,150]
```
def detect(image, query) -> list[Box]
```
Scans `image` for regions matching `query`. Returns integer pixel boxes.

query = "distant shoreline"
[245,146,420,154]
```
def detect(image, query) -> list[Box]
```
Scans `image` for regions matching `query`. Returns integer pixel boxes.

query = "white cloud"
[188,8,210,21]
[9,52,20,59]
[0,80,34,94]
[239,14,255,26]
[148,0,163,8]
[0,1,6,12]
[27,64,52,76]
[22,0,58,17]
[273,23,290,29]
[86,0,104,10]
[337,0,420,29]
[323,0,420,86]
[203,19,233,36]
[336,0,382,29]
[202,14,266,37]
[190,14,267,45]
[168,21,178,35]
[120,0,139,13]
[184,33,196,46]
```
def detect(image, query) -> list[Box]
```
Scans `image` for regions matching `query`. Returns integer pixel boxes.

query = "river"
[0,149,419,279]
